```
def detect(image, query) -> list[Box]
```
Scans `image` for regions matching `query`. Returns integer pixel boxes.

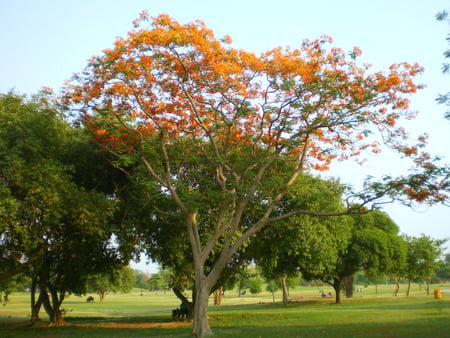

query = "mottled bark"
[191,282,213,337]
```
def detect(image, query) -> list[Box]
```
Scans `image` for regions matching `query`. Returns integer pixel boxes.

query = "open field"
[1,283,449,337]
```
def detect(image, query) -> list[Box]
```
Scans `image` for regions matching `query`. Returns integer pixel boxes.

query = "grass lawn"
[1,283,449,337]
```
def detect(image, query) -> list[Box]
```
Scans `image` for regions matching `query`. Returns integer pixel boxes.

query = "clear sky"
[1,0,449,272]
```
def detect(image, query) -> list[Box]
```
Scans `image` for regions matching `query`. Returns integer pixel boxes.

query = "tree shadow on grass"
[65,314,173,324]
[210,318,450,337]
[3,317,449,338]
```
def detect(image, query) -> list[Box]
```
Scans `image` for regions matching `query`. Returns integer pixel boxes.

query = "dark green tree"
[344,211,407,298]
[0,93,126,325]
[250,175,352,304]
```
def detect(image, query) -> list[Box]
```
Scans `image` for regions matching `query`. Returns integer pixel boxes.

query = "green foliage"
[0,93,128,323]
[435,10,450,119]
[436,253,450,280]
[265,280,280,296]
[404,235,445,282]
[251,175,353,287]
[248,276,263,295]
[86,266,135,301]
[133,269,151,290]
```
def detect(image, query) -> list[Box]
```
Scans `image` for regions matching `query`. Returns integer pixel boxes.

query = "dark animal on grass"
[86,296,94,303]
[172,304,189,321]
[172,308,180,321]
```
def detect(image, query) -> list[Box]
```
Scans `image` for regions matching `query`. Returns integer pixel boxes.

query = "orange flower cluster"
[62,13,424,173]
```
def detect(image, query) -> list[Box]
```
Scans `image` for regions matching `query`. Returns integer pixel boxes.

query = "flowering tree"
[63,12,449,336]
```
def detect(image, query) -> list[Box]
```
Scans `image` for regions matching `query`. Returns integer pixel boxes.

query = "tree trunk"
[343,275,353,298]
[406,278,411,296]
[281,275,289,304]
[213,286,222,306]
[426,279,430,295]
[332,278,342,304]
[191,281,213,337]
[30,277,42,322]
[97,289,106,302]
[40,285,65,326]
[394,276,400,296]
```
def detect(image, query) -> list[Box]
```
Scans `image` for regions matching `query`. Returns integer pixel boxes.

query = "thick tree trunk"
[332,278,342,304]
[191,281,213,337]
[343,275,353,298]
[281,275,289,304]
[30,277,42,322]
[40,285,65,326]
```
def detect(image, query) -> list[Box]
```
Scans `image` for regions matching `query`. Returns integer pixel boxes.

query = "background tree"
[133,269,151,290]
[146,271,171,291]
[266,280,280,303]
[0,273,29,306]
[436,253,450,282]
[404,235,445,296]
[248,275,264,295]
[344,210,406,298]
[63,13,449,336]
[297,210,404,303]
[86,266,135,302]
[251,175,352,304]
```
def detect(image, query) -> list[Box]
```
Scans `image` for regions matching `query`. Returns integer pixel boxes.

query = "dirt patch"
[74,321,191,329]
[1,319,191,330]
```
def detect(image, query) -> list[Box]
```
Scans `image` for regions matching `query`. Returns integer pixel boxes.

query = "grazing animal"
[172,305,189,321]
[172,308,180,321]
[86,296,94,303]
[178,306,188,321]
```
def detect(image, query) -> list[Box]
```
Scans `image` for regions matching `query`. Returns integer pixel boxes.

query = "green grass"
[1,284,449,337]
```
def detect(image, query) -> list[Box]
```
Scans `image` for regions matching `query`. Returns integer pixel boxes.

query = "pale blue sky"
[1,0,449,270]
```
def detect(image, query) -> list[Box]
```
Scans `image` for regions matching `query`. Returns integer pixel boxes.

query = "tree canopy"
[0,93,127,325]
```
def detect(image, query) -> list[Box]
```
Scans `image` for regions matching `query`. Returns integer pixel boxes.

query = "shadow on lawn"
[2,317,450,338]
[211,318,450,338]
[65,314,174,325]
